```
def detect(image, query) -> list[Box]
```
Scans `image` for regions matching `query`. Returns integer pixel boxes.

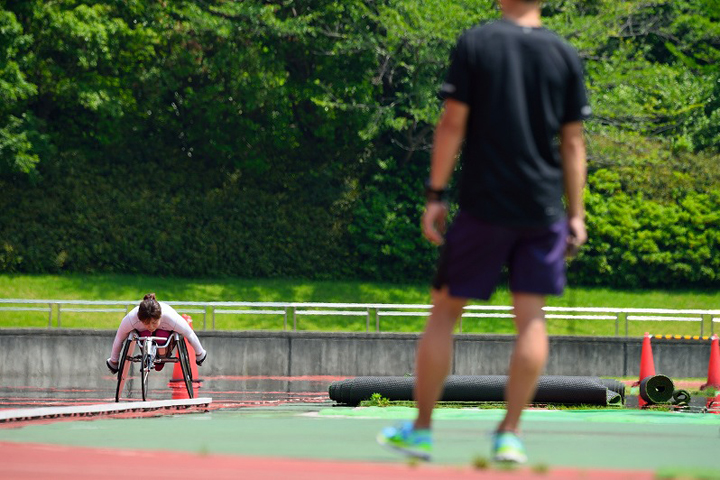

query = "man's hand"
[422,201,449,246]
[566,216,587,258]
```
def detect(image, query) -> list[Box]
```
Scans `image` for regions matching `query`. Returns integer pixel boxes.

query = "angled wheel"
[140,341,151,401]
[115,337,136,402]
[177,336,194,399]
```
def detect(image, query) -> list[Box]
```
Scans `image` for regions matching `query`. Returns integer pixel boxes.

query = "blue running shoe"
[376,421,432,461]
[492,431,527,464]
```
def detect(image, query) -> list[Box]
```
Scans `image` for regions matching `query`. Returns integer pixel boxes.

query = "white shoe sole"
[493,452,527,464]
[376,434,431,461]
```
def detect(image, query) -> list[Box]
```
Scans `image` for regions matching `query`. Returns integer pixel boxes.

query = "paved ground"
[1,376,719,479]
[0,441,662,480]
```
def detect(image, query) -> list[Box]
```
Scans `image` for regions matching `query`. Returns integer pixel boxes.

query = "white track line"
[0,397,212,422]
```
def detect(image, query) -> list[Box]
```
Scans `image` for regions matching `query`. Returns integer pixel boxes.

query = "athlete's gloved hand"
[106,358,119,374]
[195,350,207,367]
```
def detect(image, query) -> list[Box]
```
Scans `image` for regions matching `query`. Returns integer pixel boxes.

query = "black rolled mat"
[598,378,626,403]
[328,375,623,406]
[671,389,691,406]
[639,374,675,404]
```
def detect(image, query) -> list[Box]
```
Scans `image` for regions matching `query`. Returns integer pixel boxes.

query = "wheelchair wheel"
[114,336,136,402]
[140,342,151,401]
[177,336,194,399]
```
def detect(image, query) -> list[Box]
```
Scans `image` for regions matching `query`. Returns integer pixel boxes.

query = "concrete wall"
[0,329,713,387]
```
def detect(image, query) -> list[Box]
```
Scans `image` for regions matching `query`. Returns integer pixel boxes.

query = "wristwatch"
[424,179,447,202]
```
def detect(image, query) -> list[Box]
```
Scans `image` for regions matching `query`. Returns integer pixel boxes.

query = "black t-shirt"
[440,19,591,227]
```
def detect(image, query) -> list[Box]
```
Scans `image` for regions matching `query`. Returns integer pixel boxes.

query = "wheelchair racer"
[106,293,207,373]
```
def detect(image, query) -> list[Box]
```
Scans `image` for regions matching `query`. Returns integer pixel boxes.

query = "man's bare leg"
[414,286,467,429]
[497,292,548,433]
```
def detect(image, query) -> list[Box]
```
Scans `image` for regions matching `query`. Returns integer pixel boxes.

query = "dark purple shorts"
[433,211,568,300]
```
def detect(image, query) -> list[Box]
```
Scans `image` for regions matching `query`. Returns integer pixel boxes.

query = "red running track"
[0,441,655,480]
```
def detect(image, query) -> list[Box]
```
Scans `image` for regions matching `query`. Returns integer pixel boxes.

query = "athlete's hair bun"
[138,293,161,321]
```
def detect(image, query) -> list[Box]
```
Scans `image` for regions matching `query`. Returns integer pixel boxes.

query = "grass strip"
[1,274,718,335]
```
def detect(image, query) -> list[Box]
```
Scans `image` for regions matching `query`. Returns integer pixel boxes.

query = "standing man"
[377,0,589,464]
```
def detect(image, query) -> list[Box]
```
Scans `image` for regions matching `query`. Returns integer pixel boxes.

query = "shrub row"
[2,160,718,289]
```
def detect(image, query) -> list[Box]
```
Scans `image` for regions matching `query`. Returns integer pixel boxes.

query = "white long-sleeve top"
[109,302,205,363]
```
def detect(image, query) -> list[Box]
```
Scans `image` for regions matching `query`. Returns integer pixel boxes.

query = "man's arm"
[559,121,587,256]
[423,99,470,245]
[428,99,469,190]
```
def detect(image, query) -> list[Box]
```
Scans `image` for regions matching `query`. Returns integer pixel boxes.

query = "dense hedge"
[577,170,720,288]
[2,157,720,289]
[0,157,354,279]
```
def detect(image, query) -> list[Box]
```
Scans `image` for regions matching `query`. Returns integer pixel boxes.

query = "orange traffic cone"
[634,332,656,385]
[700,334,720,391]
[634,332,656,408]
[168,314,201,399]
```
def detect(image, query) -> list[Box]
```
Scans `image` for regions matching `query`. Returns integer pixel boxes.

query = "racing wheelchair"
[114,331,194,402]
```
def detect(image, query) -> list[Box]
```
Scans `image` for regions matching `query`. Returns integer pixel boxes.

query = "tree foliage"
[0,0,718,288]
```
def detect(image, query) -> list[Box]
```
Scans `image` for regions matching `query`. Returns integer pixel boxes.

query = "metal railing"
[0,299,718,337]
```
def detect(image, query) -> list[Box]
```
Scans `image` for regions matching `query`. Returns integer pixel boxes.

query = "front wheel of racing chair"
[140,338,155,401]
[176,334,195,399]
[114,333,137,402]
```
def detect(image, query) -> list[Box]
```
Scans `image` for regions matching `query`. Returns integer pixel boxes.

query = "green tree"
[0,8,41,175]
[0,0,718,288]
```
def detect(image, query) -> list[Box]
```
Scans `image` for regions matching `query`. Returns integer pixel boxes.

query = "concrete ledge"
[0,330,713,384]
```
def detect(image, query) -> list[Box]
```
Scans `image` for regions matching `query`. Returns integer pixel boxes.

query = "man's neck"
[502,2,542,27]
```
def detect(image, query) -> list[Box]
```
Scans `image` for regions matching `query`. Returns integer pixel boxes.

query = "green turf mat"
[656,467,720,480]
[319,406,720,425]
